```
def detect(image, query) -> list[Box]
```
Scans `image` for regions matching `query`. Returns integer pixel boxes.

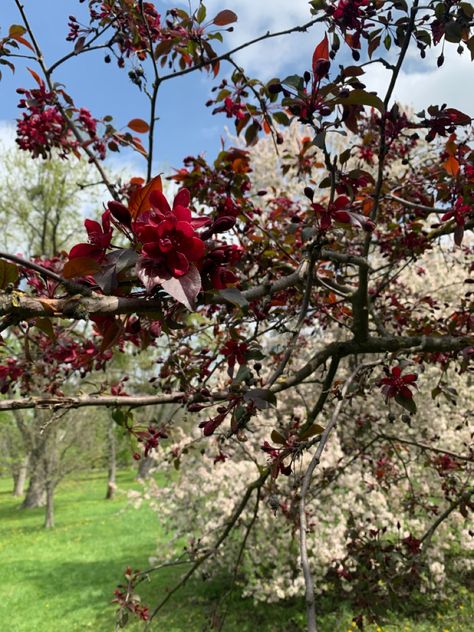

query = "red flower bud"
[108,201,131,228]
[213,216,236,233]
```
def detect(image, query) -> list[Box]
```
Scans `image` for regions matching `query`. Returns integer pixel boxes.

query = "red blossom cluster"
[113,567,150,622]
[16,82,105,159]
[134,188,206,281]
[16,85,70,158]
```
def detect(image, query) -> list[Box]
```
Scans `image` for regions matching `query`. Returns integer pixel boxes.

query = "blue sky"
[1,1,473,178]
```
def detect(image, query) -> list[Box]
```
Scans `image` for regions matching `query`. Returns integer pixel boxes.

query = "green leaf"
[244,388,277,410]
[196,3,206,23]
[0,259,19,289]
[337,89,384,112]
[300,423,325,440]
[272,111,290,126]
[218,287,249,308]
[271,429,286,445]
[395,394,417,414]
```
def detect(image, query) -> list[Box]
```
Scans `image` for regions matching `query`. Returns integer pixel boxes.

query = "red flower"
[134,188,206,279]
[69,210,113,261]
[379,366,418,400]
[221,339,248,373]
[441,197,471,227]
[313,195,375,232]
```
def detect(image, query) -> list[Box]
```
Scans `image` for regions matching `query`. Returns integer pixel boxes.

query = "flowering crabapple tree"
[0,0,473,629]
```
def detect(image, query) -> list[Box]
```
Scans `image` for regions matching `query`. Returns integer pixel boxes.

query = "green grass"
[0,471,472,632]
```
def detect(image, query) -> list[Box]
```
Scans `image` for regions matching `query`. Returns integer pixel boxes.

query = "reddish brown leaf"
[127,118,150,133]
[312,33,329,73]
[100,318,124,351]
[35,317,55,341]
[27,66,44,87]
[443,155,460,176]
[63,257,101,279]
[12,34,34,51]
[213,9,238,26]
[129,174,163,219]
[160,265,201,310]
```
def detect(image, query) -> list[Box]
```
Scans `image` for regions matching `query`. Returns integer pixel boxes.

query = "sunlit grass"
[0,471,471,631]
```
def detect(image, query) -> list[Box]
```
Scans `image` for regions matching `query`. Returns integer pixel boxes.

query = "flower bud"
[212,216,236,233]
[107,200,131,228]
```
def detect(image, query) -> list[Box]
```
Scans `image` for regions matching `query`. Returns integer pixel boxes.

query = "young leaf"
[160,265,202,310]
[127,118,150,134]
[63,257,101,279]
[312,33,329,73]
[129,174,163,219]
[443,155,460,176]
[213,9,238,26]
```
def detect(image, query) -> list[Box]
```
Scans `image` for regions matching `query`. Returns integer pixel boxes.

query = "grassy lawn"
[0,471,471,631]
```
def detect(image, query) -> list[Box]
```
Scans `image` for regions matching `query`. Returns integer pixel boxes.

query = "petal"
[168,251,190,277]
[403,374,418,384]
[69,243,102,260]
[185,237,205,261]
[156,219,175,237]
[176,220,195,238]
[84,219,102,238]
[334,196,350,210]
[334,210,351,224]
[174,204,192,222]
[391,366,402,378]
[149,190,171,214]
[173,188,190,209]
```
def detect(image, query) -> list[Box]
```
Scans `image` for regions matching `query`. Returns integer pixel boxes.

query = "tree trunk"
[105,419,116,500]
[44,480,55,528]
[22,450,46,508]
[12,455,29,497]
[136,455,156,480]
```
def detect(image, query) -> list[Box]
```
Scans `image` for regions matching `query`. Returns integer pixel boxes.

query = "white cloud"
[363,44,474,115]
[169,1,472,114]
[0,121,16,149]
[172,0,323,77]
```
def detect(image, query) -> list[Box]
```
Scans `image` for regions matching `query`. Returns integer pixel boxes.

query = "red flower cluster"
[221,339,248,374]
[84,1,161,64]
[16,84,70,158]
[379,366,418,400]
[330,0,370,32]
[16,84,105,159]
[202,244,242,289]
[134,188,206,279]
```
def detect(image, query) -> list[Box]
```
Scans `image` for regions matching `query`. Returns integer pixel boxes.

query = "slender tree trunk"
[22,451,46,509]
[136,455,156,480]
[12,455,29,497]
[105,419,116,500]
[44,480,55,528]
